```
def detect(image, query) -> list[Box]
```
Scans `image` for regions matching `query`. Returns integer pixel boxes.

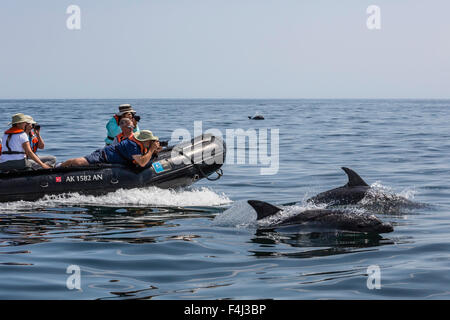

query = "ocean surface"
[0,99,449,300]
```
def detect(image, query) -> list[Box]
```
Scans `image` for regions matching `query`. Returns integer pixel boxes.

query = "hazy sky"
[0,0,449,99]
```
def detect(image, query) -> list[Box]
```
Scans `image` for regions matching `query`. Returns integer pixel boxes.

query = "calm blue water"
[0,99,449,299]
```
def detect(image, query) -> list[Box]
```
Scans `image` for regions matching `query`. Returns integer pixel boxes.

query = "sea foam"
[0,186,232,212]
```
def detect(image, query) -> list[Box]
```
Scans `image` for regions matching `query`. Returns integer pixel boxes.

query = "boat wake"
[0,186,232,212]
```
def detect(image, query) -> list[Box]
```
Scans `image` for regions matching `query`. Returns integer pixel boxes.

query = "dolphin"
[306,167,373,206]
[248,115,264,120]
[247,200,394,233]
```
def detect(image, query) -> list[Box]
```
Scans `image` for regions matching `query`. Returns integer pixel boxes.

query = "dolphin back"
[247,200,282,220]
[342,167,369,187]
[306,167,371,205]
[248,200,394,233]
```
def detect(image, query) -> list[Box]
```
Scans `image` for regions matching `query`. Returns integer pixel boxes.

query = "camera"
[159,140,169,147]
[133,115,141,122]
[33,124,41,131]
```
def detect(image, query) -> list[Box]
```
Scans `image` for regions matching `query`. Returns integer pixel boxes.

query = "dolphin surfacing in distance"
[248,115,265,120]
[307,167,371,206]
[247,200,394,233]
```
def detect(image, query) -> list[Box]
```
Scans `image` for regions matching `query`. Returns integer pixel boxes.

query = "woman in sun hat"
[104,104,141,146]
[61,130,161,168]
[0,113,51,171]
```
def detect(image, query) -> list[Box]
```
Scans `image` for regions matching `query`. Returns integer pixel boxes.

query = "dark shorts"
[0,159,32,172]
[84,149,107,164]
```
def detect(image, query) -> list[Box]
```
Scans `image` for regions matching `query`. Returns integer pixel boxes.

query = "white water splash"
[358,181,422,213]
[370,181,416,198]
[256,205,305,228]
[363,181,417,201]
[212,201,257,228]
[0,186,232,212]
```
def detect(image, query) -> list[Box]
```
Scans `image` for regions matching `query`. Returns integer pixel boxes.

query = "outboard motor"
[170,134,226,181]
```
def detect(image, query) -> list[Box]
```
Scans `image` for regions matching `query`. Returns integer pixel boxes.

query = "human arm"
[23,141,51,169]
[34,129,45,149]
[106,117,123,137]
[131,141,160,167]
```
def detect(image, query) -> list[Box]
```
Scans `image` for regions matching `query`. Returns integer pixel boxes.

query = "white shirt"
[0,132,28,163]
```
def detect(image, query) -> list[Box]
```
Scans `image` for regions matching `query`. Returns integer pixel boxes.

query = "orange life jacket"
[29,129,39,153]
[5,127,24,135]
[115,132,133,144]
[114,115,120,125]
[1,127,26,155]
[129,136,149,155]
[128,136,149,165]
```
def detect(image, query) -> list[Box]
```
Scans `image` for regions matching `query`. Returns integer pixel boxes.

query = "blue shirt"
[103,139,143,165]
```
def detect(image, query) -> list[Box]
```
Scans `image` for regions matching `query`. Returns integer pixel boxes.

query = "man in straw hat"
[105,104,141,146]
[60,130,161,168]
[0,113,51,171]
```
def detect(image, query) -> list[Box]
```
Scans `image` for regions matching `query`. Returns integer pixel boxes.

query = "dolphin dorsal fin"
[247,200,282,220]
[342,167,369,187]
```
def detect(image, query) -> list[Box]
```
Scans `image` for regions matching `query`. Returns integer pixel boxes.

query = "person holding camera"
[0,113,51,171]
[24,115,57,169]
[60,130,161,168]
[105,104,140,146]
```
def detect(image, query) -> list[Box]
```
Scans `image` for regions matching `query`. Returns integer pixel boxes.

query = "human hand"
[150,141,160,153]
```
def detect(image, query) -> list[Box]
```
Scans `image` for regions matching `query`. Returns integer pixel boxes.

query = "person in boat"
[111,118,134,146]
[60,130,161,168]
[23,115,57,169]
[0,113,51,171]
[105,104,140,146]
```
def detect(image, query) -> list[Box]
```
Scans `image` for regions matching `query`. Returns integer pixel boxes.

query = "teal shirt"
[105,116,140,145]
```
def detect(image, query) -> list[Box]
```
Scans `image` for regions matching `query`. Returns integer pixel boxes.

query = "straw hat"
[116,104,136,116]
[24,115,37,124]
[134,130,159,142]
[8,113,29,125]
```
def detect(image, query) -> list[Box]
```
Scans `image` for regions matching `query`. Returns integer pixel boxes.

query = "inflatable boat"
[0,134,226,203]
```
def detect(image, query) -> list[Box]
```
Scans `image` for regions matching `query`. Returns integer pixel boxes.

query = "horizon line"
[1,97,450,101]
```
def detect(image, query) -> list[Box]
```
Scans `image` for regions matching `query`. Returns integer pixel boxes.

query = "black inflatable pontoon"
[0,134,226,203]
